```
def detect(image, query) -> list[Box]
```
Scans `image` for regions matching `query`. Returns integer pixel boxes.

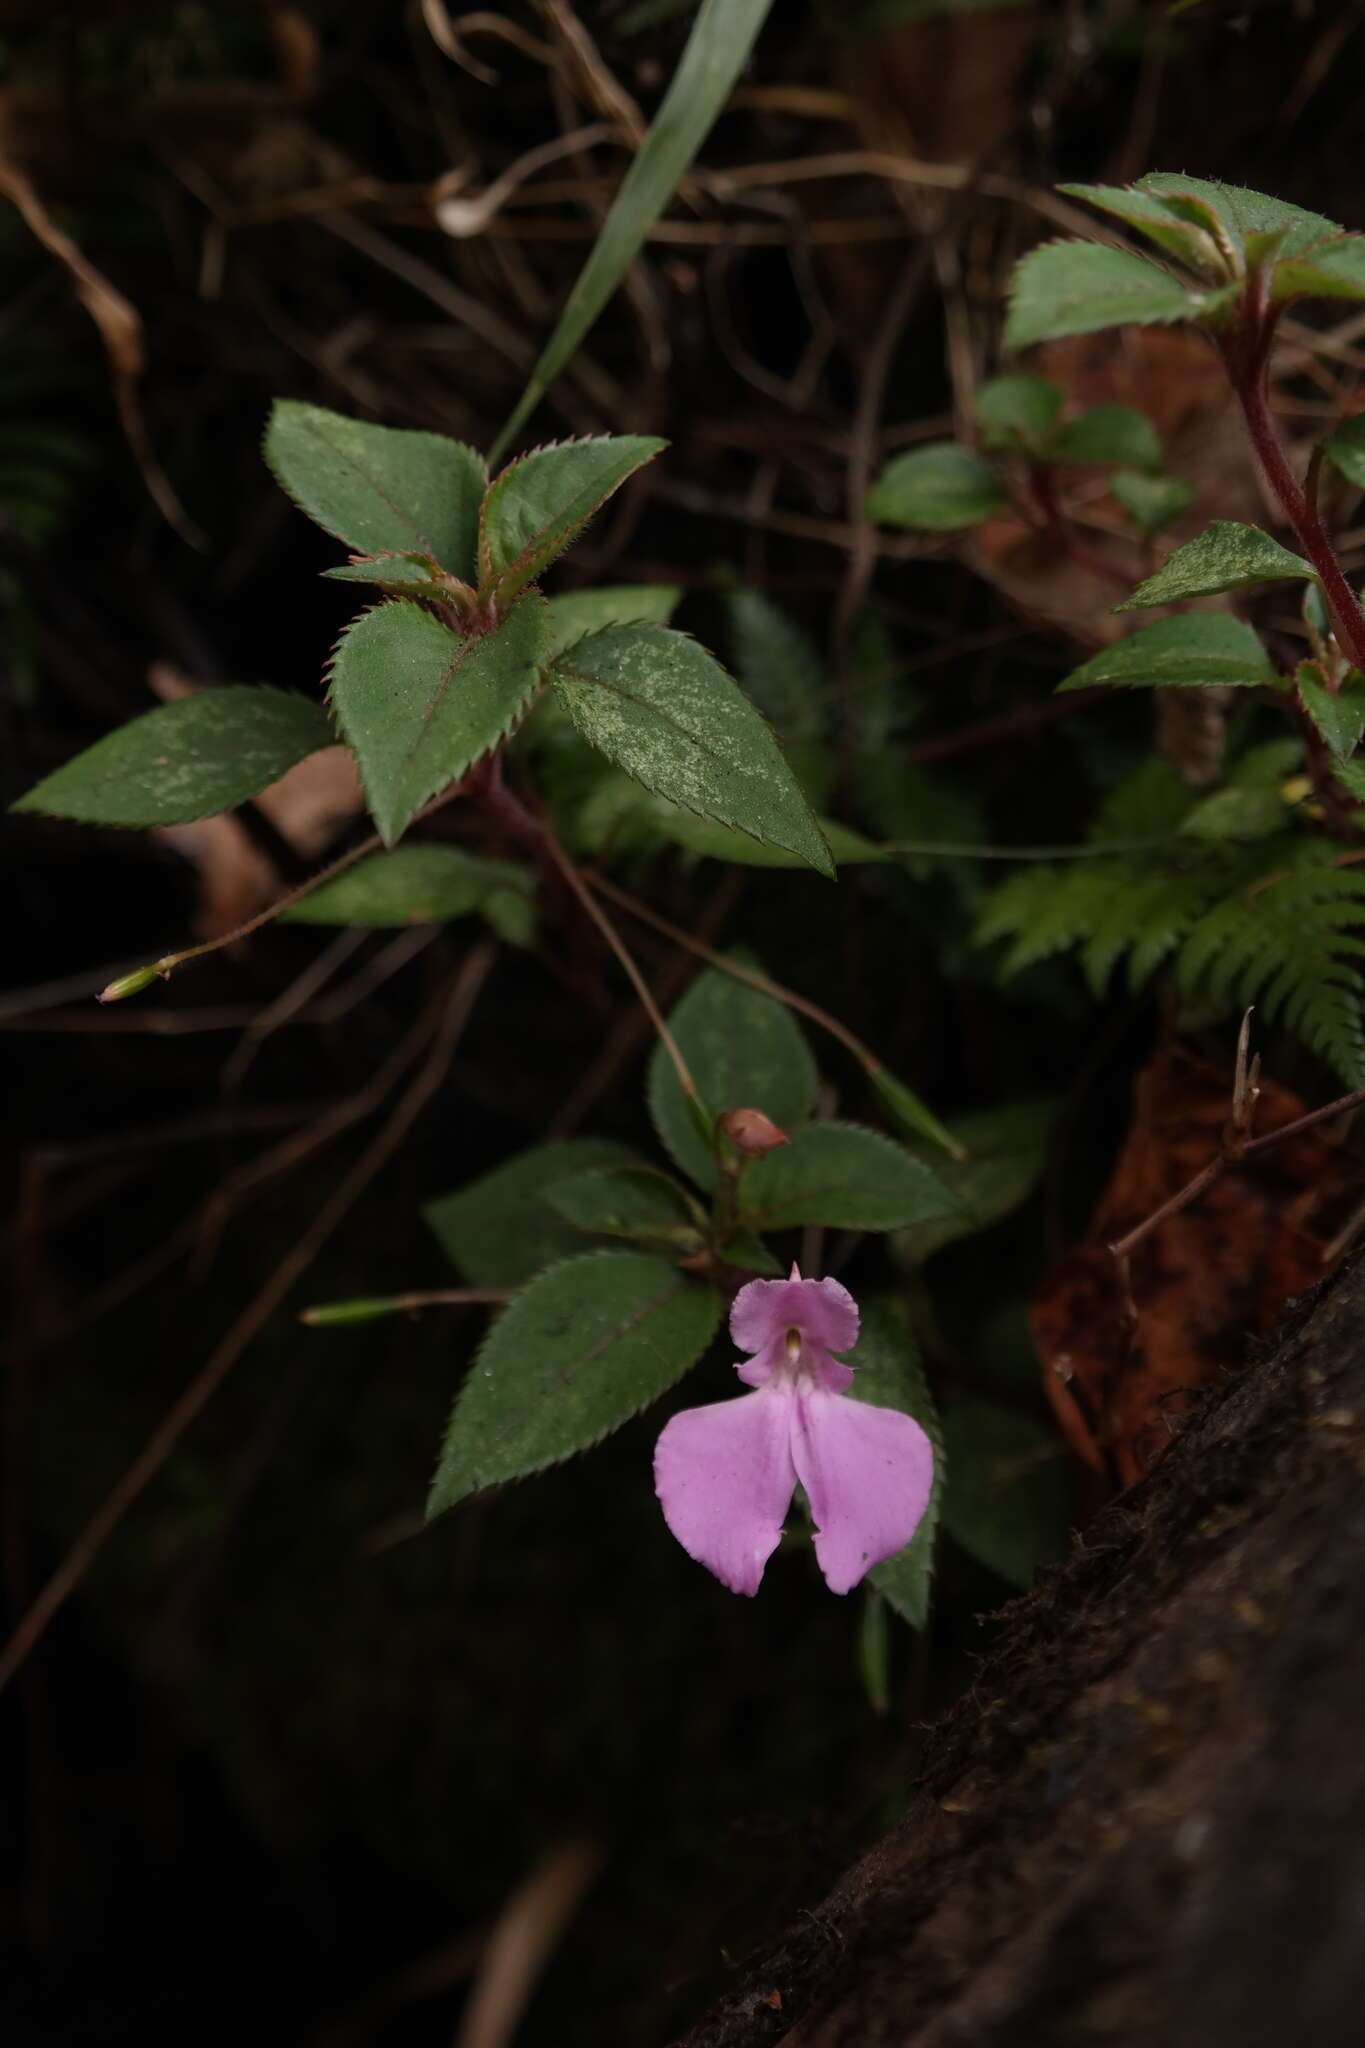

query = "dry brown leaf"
[1031,1039,1365,1486]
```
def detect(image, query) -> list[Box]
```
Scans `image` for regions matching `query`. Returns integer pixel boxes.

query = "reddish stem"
[1223,281,1365,682]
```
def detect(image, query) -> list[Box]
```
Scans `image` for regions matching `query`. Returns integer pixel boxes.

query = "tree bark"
[674,1252,1365,2048]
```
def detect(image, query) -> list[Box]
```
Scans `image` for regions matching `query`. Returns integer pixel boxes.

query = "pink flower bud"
[718,1107,789,1155]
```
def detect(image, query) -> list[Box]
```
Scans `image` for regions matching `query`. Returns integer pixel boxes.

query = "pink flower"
[654,1266,934,1596]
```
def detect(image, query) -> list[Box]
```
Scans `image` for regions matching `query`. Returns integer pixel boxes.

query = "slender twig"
[300,1288,508,1325]
[0,942,496,1698]
[538,830,699,1103]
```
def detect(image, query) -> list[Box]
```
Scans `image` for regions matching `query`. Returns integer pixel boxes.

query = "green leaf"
[854,1300,944,1629]
[322,553,455,599]
[866,1066,962,1159]
[741,1121,959,1233]
[863,443,1006,531]
[894,1099,1056,1263]
[975,373,1062,453]
[1323,412,1365,491]
[12,686,334,828]
[1110,468,1195,534]
[1117,521,1313,609]
[940,1397,1070,1589]
[425,1137,642,1289]
[1297,666,1365,760]
[1053,403,1162,470]
[490,0,775,461]
[543,1165,703,1247]
[1272,235,1365,304]
[1136,174,1338,259]
[724,590,826,734]
[427,1251,723,1512]
[329,597,548,845]
[479,436,666,604]
[1004,241,1233,350]
[716,1229,782,1276]
[544,583,679,657]
[279,844,535,945]
[1057,612,1278,692]
[548,623,833,876]
[648,955,817,1190]
[1179,783,1288,842]
[1058,181,1229,275]
[264,400,486,576]
[639,798,883,869]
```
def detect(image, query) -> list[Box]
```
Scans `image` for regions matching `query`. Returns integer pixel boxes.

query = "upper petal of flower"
[729,1270,859,1359]
[654,1387,797,1596]
[790,1389,934,1596]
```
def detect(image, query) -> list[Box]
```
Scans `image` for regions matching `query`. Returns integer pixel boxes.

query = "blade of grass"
[488,0,774,465]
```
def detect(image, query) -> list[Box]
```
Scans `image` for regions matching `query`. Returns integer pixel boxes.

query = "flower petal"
[654,1388,797,1596]
[791,1390,934,1596]
[730,1273,859,1357]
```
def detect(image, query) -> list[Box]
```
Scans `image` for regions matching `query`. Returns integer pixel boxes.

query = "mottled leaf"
[1117,522,1313,609]
[13,686,333,828]
[1058,613,1277,692]
[544,582,679,656]
[265,400,486,575]
[548,623,833,876]
[480,436,665,603]
[329,597,547,845]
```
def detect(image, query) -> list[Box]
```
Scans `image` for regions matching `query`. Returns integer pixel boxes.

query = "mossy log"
[674,1253,1365,2047]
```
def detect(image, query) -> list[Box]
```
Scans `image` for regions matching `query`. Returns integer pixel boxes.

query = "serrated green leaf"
[1053,403,1162,470]
[741,1121,958,1233]
[1274,236,1365,304]
[1298,666,1365,760]
[479,436,665,603]
[425,1137,642,1289]
[490,0,774,457]
[544,582,679,656]
[12,686,334,828]
[279,844,535,944]
[1323,412,1365,490]
[863,443,1006,531]
[1136,174,1338,258]
[264,400,486,576]
[329,597,547,845]
[641,800,884,869]
[322,553,456,599]
[543,1165,703,1247]
[1058,180,1228,274]
[1110,468,1195,534]
[893,1098,1056,1263]
[940,1396,1070,1589]
[854,1300,943,1630]
[1005,241,1233,350]
[724,589,826,734]
[427,1250,722,1512]
[1117,521,1313,609]
[975,373,1063,453]
[1057,613,1277,692]
[648,955,817,1191]
[548,623,833,876]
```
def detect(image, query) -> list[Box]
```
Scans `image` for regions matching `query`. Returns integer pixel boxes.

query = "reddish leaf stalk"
[1223,279,1365,683]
